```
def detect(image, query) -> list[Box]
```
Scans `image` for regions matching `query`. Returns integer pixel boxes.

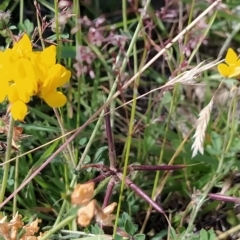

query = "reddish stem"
[85,172,112,184]
[208,193,240,204]
[117,173,164,214]
[104,107,117,168]
[129,164,186,171]
[102,177,116,208]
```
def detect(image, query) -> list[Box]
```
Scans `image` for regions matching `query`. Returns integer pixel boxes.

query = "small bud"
[51,14,68,33]
[0,10,11,30]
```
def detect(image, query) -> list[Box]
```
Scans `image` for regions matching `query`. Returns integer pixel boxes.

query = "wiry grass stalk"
[39,214,76,240]
[0,115,15,203]
[113,42,142,236]
[13,155,19,215]
[141,82,179,233]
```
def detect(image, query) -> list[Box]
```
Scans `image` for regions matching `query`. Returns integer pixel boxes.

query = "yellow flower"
[218,48,240,78]
[39,64,71,108]
[0,33,70,120]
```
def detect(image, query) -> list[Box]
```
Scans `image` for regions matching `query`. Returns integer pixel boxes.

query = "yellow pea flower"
[0,33,70,120]
[218,48,240,78]
[39,64,71,108]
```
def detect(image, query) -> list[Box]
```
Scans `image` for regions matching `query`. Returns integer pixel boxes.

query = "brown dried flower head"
[71,182,95,205]
[95,202,117,226]
[0,213,44,240]
[21,218,42,239]
[77,199,96,227]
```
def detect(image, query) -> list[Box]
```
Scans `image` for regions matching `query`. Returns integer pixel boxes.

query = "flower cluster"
[0,33,71,121]
[71,182,117,227]
[0,212,45,239]
[218,48,240,78]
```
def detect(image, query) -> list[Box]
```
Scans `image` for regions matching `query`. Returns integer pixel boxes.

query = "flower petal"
[8,84,18,103]
[229,66,240,78]
[0,80,9,102]
[8,84,31,103]
[13,34,32,57]
[45,64,71,89]
[14,58,38,99]
[218,63,230,77]
[10,100,28,121]
[43,91,67,108]
[41,45,56,68]
[225,48,238,65]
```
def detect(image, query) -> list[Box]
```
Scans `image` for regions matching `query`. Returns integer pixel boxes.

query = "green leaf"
[199,229,208,240]
[121,212,132,223]
[18,19,34,35]
[114,235,123,240]
[208,229,216,240]
[211,131,222,152]
[90,224,104,235]
[134,234,146,240]
[124,219,137,236]
[150,230,168,240]
[93,146,108,163]
[61,45,76,58]
[169,227,178,239]
[161,91,172,104]
[22,140,60,182]
[0,0,10,11]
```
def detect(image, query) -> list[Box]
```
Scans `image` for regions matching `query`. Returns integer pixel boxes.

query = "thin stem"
[114,43,140,237]
[208,193,240,204]
[54,0,61,62]
[102,177,116,208]
[39,214,76,240]
[19,0,24,24]
[73,0,83,148]
[225,89,237,153]
[117,173,164,214]
[104,108,117,168]
[13,155,19,215]
[53,108,76,168]
[122,0,128,32]
[86,173,111,184]
[129,164,186,171]
[114,16,150,235]
[34,1,45,49]
[0,115,15,203]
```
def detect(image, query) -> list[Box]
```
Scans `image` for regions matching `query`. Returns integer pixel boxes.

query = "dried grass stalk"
[191,98,213,158]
